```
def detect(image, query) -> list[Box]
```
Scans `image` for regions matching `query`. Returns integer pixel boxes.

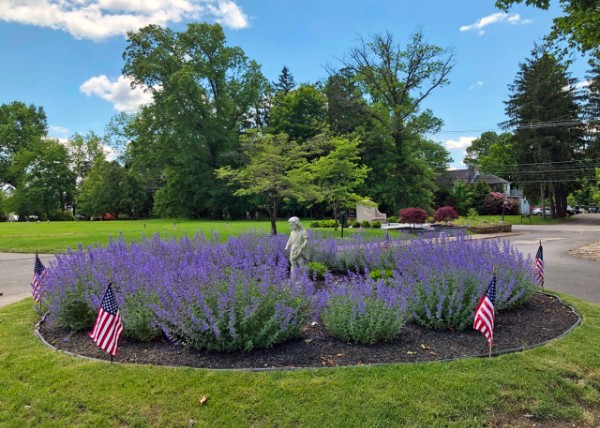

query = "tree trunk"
[333,200,339,231]
[268,196,278,235]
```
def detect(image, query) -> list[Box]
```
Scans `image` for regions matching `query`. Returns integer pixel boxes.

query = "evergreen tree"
[274,66,297,95]
[584,56,600,158]
[503,45,585,217]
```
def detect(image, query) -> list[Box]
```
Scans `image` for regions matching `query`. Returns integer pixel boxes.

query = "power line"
[433,119,599,136]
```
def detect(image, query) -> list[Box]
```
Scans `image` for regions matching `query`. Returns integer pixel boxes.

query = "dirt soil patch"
[38,293,579,370]
[569,240,600,261]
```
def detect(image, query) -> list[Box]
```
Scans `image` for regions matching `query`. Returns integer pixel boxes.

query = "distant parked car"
[567,205,581,215]
[532,207,551,216]
[589,204,598,213]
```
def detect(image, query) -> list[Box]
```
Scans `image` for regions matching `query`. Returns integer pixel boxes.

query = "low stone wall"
[467,224,512,234]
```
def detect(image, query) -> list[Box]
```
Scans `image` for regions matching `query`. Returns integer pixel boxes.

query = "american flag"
[31,254,47,303]
[473,272,497,347]
[89,283,124,356]
[534,243,544,287]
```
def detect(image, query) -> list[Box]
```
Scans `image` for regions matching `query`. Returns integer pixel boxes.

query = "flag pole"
[490,265,495,358]
[539,240,544,292]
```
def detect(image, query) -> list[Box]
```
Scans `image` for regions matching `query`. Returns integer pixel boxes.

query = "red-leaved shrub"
[433,206,459,223]
[483,192,518,215]
[399,207,428,224]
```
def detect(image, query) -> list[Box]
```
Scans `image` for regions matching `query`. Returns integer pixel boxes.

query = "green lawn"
[1,295,599,427]
[0,219,390,253]
[0,215,570,254]
[0,218,598,426]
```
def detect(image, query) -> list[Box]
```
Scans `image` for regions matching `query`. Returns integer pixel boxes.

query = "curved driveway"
[494,214,600,305]
[1,215,599,307]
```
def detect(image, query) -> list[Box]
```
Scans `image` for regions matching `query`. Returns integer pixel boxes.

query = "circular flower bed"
[39,232,538,352]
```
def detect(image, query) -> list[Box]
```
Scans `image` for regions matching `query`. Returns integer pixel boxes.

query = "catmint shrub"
[395,236,537,330]
[321,274,408,344]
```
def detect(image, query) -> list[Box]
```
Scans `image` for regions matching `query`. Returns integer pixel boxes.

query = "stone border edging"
[33,292,582,372]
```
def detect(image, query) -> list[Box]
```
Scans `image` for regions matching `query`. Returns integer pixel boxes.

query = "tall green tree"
[311,135,369,226]
[340,30,454,211]
[464,131,517,180]
[0,101,47,185]
[274,66,296,95]
[216,131,319,235]
[77,160,147,219]
[68,132,106,182]
[504,45,585,217]
[9,138,75,220]
[121,23,269,217]
[324,68,369,135]
[269,84,328,143]
[584,57,600,158]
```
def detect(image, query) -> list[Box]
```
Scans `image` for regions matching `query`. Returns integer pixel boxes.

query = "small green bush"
[371,221,381,228]
[361,220,371,228]
[307,261,329,280]
[122,297,162,342]
[309,219,337,228]
[369,269,394,282]
[351,220,361,228]
[387,215,398,223]
[322,297,405,344]
[55,292,96,332]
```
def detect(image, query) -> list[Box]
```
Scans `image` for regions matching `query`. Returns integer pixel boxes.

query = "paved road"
[1,214,599,307]
[493,214,600,305]
[0,253,55,307]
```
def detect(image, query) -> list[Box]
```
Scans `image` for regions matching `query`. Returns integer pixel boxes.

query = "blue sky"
[0,0,592,168]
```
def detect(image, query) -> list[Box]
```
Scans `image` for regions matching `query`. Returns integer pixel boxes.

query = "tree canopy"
[495,0,600,54]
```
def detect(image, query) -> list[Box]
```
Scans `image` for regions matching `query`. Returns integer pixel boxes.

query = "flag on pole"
[89,283,124,356]
[31,254,47,303]
[534,242,544,288]
[474,272,497,349]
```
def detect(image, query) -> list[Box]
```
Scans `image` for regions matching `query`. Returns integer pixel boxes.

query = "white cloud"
[49,125,70,136]
[562,79,593,92]
[444,136,476,150]
[469,81,484,90]
[444,137,476,169]
[460,12,531,35]
[102,144,120,161]
[0,0,249,41]
[80,74,155,113]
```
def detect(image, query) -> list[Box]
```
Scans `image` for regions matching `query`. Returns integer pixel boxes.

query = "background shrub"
[433,206,459,223]
[399,207,428,224]
[483,192,518,215]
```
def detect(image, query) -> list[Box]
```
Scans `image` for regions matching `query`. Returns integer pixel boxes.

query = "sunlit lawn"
[0,294,598,427]
[0,214,571,253]
[0,216,597,426]
[0,219,389,253]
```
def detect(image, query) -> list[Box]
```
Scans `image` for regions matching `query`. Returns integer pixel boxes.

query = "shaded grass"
[1,295,599,427]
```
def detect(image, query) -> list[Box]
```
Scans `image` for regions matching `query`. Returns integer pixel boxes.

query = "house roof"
[437,168,509,187]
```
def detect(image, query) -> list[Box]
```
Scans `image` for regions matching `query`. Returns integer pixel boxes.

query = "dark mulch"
[37,293,579,370]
